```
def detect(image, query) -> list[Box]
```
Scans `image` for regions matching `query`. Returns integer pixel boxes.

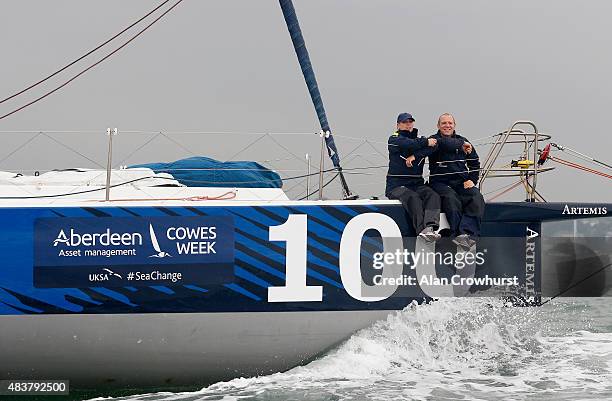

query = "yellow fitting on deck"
[511,159,535,169]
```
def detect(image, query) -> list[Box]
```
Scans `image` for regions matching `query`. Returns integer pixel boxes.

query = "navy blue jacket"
[416,131,480,186]
[385,128,429,196]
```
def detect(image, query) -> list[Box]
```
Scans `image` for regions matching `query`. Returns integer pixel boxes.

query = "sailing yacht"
[0,0,610,390]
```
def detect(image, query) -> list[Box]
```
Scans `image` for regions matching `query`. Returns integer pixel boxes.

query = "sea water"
[90,297,612,401]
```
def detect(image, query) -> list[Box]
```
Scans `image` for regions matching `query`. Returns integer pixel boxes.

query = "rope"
[486,180,524,201]
[0,0,185,121]
[0,0,173,105]
[106,191,237,202]
[549,156,612,180]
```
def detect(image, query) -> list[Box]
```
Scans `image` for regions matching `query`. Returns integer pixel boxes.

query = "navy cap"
[397,112,415,123]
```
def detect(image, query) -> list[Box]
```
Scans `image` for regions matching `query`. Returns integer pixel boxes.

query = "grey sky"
[1,0,611,202]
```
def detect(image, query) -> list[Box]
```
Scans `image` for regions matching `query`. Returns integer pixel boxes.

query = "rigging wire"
[0,132,43,165]
[0,0,173,105]
[159,131,200,158]
[266,134,311,167]
[0,0,185,121]
[41,133,105,168]
[282,168,335,181]
[115,133,162,167]
[225,134,268,162]
[551,143,612,170]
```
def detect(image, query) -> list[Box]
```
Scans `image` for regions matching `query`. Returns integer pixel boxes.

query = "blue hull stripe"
[89,288,137,307]
[223,283,261,301]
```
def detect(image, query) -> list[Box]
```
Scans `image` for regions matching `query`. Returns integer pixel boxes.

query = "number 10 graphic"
[268,213,426,302]
[267,213,466,302]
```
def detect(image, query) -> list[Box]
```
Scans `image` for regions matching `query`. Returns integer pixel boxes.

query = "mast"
[278,0,356,199]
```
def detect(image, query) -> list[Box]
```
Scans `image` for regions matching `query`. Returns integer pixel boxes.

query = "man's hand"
[427,138,437,147]
[405,155,416,167]
[462,142,473,154]
[464,180,475,189]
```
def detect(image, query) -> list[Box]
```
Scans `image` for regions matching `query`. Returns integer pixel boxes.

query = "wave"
[93,298,612,401]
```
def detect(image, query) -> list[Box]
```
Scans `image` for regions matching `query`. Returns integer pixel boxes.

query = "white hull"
[0,310,394,388]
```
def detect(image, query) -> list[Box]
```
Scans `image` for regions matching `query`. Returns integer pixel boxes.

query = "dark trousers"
[388,185,440,234]
[430,181,485,237]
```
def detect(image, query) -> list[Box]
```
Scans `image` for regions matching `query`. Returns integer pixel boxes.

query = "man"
[424,113,485,249]
[386,112,441,242]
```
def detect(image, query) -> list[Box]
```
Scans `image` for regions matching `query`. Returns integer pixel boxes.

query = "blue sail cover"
[130,157,282,188]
